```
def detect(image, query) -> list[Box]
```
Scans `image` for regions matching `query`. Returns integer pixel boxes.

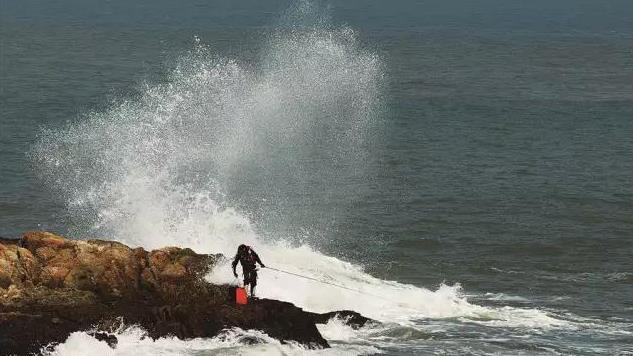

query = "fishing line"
[264,266,400,304]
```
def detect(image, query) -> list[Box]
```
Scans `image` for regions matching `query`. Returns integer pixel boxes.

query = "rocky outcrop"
[0,232,217,304]
[0,232,370,355]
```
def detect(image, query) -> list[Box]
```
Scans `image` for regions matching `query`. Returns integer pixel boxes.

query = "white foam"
[42,326,378,356]
[208,241,570,329]
[42,332,116,356]
[479,292,531,302]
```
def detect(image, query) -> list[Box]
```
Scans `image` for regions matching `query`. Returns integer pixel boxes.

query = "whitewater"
[30,3,631,355]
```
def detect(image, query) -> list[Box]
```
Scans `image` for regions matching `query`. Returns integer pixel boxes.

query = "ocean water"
[2,0,633,354]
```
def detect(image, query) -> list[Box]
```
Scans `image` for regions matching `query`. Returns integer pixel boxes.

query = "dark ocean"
[2,0,633,354]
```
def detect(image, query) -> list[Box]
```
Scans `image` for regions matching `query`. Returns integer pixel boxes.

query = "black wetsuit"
[232,247,265,295]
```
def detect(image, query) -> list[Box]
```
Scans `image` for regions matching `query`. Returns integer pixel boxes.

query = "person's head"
[238,244,249,255]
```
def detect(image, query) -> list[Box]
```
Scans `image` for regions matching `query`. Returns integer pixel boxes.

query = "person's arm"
[231,254,240,277]
[252,251,265,268]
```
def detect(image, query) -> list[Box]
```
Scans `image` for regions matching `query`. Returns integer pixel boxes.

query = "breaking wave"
[30,2,585,354]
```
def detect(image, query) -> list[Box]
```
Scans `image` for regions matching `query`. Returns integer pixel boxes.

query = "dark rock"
[89,331,118,348]
[309,310,372,329]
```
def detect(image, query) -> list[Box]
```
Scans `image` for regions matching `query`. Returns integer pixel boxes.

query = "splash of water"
[32,10,382,248]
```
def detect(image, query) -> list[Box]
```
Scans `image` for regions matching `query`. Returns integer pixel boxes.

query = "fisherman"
[232,244,265,297]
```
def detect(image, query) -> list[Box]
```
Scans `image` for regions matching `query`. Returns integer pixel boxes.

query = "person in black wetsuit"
[232,244,265,297]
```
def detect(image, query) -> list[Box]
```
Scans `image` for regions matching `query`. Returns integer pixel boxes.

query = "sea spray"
[32,19,383,249]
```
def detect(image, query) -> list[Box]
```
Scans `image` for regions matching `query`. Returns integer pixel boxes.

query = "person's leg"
[243,269,253,295]
[250,270,258,297]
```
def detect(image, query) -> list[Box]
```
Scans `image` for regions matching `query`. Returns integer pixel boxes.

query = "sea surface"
[2,0,633,354]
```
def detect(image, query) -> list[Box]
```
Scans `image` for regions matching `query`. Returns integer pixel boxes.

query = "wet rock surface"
[0,232,371,355]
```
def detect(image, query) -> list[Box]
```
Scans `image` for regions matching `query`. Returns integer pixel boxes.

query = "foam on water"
[41,325,379,356]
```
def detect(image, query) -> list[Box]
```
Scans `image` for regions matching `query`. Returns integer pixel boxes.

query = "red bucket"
[235,287,248,305]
